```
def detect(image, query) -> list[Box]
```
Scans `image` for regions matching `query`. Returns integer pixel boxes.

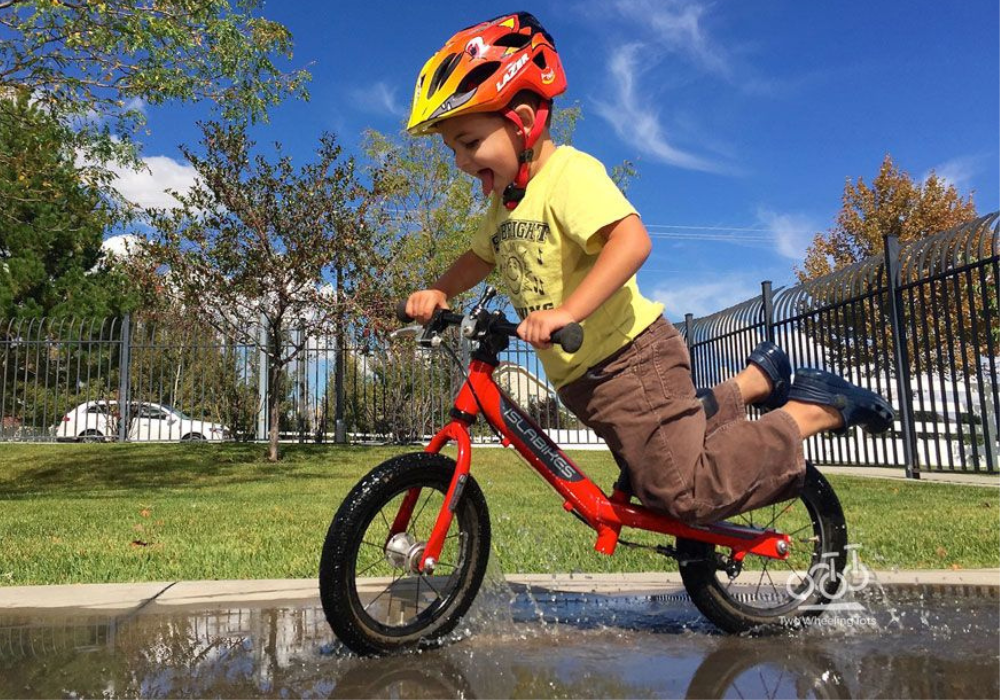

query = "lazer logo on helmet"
[495,53,529,93]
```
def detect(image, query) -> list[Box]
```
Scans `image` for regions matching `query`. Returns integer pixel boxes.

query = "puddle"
[0,584,996,699]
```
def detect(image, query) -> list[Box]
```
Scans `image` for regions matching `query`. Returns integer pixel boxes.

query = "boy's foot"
[747,341,791,411]
[788,368,895,436]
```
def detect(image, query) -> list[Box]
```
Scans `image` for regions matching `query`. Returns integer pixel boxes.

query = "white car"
[54,400,229,442]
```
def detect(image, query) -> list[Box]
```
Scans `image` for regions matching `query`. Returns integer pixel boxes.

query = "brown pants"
[558,317,805,524]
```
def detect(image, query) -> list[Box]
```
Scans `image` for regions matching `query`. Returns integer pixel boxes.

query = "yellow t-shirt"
[471,145,664,389]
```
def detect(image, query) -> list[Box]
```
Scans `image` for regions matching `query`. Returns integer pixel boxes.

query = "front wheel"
[319,453,491,655]
[677,462,848,633]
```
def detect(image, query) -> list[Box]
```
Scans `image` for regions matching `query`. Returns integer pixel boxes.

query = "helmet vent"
[493,32,532,49]
[428,53,462,97]
[533,53,547,69]
[457,61,501,94]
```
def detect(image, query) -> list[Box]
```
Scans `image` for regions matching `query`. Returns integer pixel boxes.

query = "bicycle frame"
[397,353,792,575]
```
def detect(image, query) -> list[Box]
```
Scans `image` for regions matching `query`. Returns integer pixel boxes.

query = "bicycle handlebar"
[396,300,584,353]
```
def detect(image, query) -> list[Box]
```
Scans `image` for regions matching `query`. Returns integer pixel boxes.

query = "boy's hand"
[405,289,449,324]
[517,308,577,350]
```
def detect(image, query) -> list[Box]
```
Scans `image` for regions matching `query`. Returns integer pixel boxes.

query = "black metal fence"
[0,312,598,446]
[2,215,996,474]
[680,213,998,475]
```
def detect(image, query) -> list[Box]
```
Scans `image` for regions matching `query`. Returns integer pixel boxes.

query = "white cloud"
[350,81,406,118]
[651,275,762,319]
[924,155,981,192]
[100,234,143,260]
[756,208,821,260]
[592,43,727,173]
[109,155,199,209]
[609,0,731,77]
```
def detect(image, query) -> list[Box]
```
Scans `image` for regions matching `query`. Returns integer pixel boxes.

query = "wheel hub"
[384,532,425,573]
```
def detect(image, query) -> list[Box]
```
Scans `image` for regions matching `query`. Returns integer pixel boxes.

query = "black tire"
[685,642,850,699]
[79,429,104,443]
[330,655,475,699]
[181,433,205,441]
[677,462,848,633]
[319,453,491,655]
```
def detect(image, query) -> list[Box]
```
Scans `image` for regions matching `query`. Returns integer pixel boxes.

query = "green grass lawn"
[0,443,996,586]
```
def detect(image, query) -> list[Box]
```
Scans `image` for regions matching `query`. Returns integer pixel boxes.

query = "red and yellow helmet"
[407,12,567,134]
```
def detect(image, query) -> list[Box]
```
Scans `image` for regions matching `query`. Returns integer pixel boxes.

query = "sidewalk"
[0,570,996,615]
[818,465,998,486]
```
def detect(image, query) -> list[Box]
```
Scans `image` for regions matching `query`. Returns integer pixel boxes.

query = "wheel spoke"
[421,574,444,600]
[755,563,768,593]
[784,522,815,539]
[356,558,385,577]
[759,500,796,531]
[363,578,393,613]
[411,489,437,533]
[386,571,403,625]
[761,564,782,601]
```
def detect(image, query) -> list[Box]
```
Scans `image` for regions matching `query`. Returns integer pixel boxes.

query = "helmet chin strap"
[502,100,551,210]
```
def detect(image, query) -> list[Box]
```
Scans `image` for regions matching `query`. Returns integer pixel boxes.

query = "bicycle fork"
[385,421,473,573]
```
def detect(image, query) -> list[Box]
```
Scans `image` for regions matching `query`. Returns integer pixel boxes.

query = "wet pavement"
[1,575,997,699]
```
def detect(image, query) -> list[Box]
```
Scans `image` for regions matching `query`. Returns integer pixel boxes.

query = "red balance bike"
[319,287,848,655]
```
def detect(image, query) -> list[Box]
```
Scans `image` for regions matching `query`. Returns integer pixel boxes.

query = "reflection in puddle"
[0,584,996,699]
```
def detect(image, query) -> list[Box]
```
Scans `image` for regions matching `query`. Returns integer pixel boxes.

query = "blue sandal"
[788,368,895,436]
[747,341,791,411]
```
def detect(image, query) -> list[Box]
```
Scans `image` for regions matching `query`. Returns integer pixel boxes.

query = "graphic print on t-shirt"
[491,219,550,319]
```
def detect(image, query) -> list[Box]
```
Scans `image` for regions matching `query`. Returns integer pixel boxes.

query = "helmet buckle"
[502,182,527,209]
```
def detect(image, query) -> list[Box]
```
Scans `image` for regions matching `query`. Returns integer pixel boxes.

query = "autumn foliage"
[798,154,978,282]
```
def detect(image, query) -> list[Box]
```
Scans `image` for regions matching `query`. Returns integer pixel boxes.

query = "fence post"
[334,321,347,444]
[684,313,695,379]
[761,280,775,344]
[257,313,268,442]
[117,314,131,442]
[883,234,920,479]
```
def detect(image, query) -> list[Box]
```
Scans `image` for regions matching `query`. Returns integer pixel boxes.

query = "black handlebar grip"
[551,323,584,353]
[396,300,413,323]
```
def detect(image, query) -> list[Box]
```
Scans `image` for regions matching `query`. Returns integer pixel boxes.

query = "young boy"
[404,12,894,523]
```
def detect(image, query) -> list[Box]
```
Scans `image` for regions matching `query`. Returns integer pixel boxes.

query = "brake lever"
[389,324,442,349]
[389,324,423,340]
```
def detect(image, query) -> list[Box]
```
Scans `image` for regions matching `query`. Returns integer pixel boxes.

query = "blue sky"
[116,1,1000,320]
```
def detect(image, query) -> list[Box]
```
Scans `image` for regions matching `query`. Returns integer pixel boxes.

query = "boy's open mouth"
[477,168,494,197]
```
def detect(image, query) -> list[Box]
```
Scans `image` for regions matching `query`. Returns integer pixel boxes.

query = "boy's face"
[437,112,520,198]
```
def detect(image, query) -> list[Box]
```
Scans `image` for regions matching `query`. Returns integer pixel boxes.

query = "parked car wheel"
[181,433,206,442]
[79,430,105,443]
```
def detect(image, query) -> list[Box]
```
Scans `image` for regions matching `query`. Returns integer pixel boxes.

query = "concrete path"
[818,465,998,486]
[0,570,996,615]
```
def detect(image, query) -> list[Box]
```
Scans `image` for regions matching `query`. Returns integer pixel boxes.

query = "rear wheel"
[677,462,848,632]
[319,453,491,655]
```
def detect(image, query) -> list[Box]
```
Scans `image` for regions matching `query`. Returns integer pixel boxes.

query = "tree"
[145,120,388,461]
[795,154,985,377]
[0,90,133,318]
[0,0,309,171]
[360,127,488,319]
[798,154,978,281]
